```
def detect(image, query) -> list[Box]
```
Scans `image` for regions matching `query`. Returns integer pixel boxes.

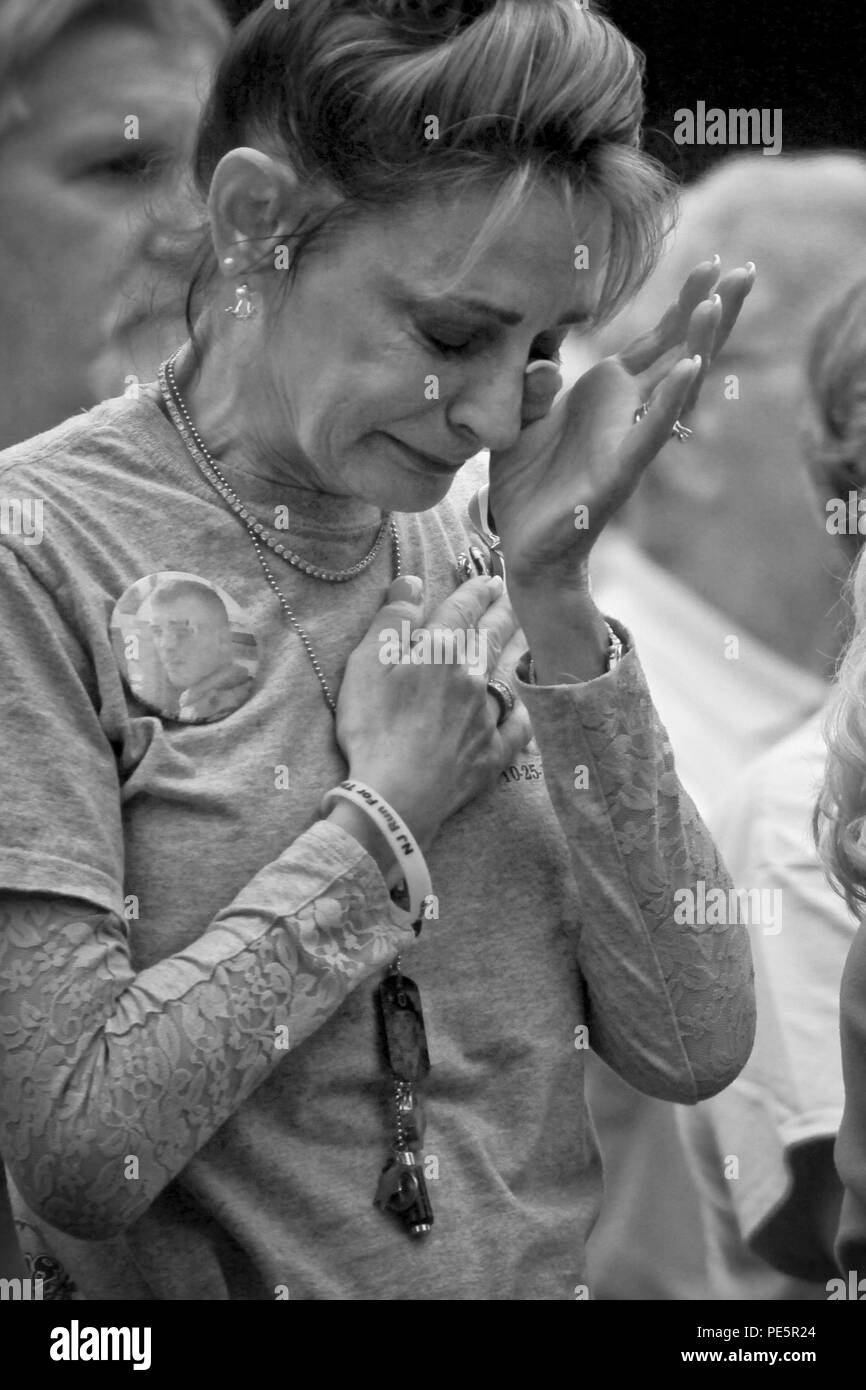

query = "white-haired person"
[670,279,866,1300]
[0,0,755,1300]
[587,153,866,803]
[579,153,866,1300]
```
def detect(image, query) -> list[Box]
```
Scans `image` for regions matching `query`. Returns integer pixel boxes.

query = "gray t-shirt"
[0,394,752,1299]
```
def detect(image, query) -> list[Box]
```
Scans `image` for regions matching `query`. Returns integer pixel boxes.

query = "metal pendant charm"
[225,283,257,319]
[378,973,431,1083]
[396,1086,427,1147]
[455,551,475,583]
[374,1149,434,1237]
[455,544,494,583]
[461,485,506,583]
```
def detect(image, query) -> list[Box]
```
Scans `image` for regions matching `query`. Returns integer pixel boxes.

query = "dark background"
[221,0,865,180]
[606,0,864,179]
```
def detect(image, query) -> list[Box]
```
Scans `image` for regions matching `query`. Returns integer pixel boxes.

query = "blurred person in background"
[0,0,228,1290]
[672,278,866,1299]
[579,153,866,1300]
[0,0,228,450]
[816,286,866,1292]
[588,154,866,809]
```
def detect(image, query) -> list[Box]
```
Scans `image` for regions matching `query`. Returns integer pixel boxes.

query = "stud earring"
[222,254,236,270]
[225,283,257,319]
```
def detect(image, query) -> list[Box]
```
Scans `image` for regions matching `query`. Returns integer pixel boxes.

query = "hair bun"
[369,0,498,40]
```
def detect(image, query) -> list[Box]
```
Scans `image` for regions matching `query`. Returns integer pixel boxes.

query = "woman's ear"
[207,147,299,275]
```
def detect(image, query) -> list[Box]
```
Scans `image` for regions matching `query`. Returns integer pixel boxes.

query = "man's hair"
[187,0,674,330]
[0,0,228,137]
[148,578,230,627]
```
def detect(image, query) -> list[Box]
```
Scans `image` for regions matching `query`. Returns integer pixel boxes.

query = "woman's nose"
[446,368,525,455]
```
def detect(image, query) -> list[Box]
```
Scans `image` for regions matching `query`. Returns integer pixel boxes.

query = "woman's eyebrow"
[404,287,593,328]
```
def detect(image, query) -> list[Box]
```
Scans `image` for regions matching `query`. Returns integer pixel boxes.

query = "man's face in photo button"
[110,572,258,724]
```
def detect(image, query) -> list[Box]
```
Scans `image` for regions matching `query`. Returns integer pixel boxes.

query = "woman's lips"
[384,434,465,475]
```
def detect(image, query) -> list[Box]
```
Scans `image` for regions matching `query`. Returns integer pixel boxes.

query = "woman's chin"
[350,434,462,512]
[352,463,457,514]
[380,475,455,513]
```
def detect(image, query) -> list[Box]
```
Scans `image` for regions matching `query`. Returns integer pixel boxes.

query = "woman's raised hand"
[489,257,757,595]
[336,575,532,852]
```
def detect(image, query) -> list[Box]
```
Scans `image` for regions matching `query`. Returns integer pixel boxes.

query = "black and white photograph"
[0,0,864,1359]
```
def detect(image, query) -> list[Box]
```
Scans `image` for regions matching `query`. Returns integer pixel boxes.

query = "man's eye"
[81,149,170,181]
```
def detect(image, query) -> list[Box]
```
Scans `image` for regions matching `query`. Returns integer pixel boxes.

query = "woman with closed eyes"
[0,0,755,1300]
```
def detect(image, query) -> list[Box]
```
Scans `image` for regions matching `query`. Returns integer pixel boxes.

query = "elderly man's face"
[0,18,220,447]
[149,597,232,690]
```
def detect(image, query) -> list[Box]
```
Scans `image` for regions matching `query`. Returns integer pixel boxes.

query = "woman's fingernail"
[745,260,756,276]
[710,292,721,306]
[525,359,561,377]
[691,354,703,369]
[711,253,721,266]
[390,575,423,602]
[488,575,504,595]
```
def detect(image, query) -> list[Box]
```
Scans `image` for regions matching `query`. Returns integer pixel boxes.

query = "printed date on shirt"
[500,762,543,784]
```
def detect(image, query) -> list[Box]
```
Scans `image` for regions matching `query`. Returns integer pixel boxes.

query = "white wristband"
[320,779,432,930]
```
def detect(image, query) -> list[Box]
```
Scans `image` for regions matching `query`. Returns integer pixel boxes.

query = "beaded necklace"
[156,355,436,1237]
[158,352,401,714]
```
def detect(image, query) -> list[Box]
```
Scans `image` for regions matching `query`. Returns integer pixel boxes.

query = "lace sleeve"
[518,636,756,1104]
[0,821,416,1240]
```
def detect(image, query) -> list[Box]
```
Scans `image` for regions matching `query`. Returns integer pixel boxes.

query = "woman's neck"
[159,336,383,533]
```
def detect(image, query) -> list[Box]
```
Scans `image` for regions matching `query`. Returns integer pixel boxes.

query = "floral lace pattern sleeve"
[0,822,415,1240]
[518,631,756,1104]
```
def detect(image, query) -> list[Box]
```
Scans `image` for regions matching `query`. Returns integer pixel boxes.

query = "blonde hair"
[817,552,866,914]
[814,278,866,911]
[189,0,674,324]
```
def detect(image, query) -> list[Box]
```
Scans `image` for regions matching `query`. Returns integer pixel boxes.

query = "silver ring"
[486,678,515,727]
[634,403,693,441]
